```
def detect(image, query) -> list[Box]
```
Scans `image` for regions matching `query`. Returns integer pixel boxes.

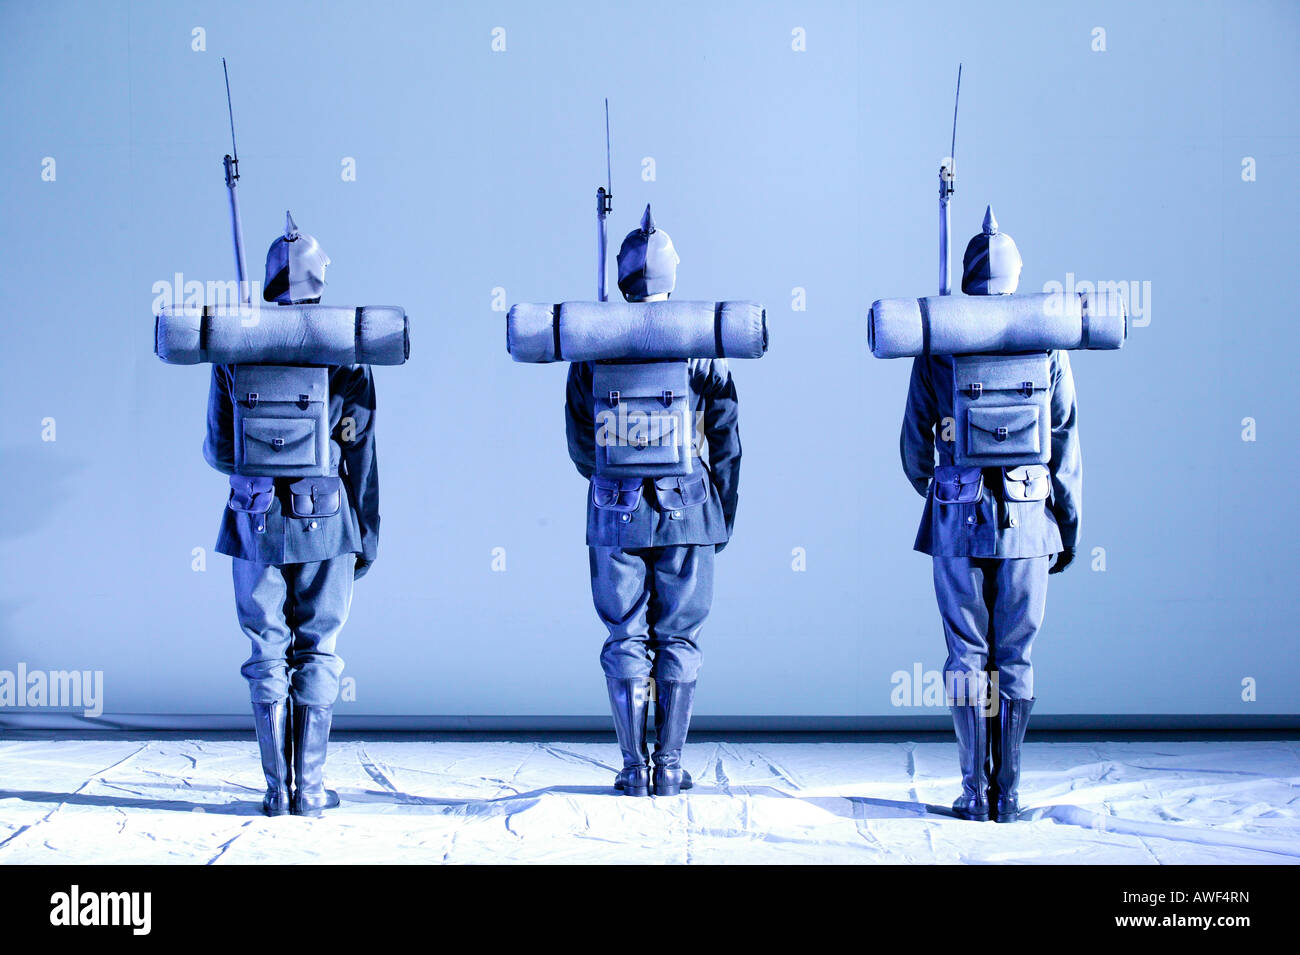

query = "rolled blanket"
[507,300,767,363]
[868,290,1126,359]
[155,304,409,366]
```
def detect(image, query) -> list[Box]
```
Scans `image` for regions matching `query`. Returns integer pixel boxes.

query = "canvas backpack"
[951,352,1051,467]
[231,364,331,477]
[592,360,693,479]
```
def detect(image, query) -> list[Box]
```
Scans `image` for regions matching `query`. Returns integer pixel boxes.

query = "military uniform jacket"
[204,364,380,566]
[900,350,1081,558]
[566,358,741,548]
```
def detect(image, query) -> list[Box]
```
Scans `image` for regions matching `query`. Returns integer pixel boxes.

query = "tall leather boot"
[606,677,651,797]
[251,700,292,817]
[990,698,1034,823]
[652,680,697,797]
[949,704,990,821]
[292,703,340,817]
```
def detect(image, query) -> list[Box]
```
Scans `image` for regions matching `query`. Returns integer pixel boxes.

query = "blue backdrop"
[1,0,1296,726]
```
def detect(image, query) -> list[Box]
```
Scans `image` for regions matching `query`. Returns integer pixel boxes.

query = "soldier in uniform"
[565,206,742,797]
[203,213,379,816]
[899,208,1082,822]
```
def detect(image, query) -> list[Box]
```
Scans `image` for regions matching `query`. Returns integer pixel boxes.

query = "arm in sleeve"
[565,362,597,480]
[337,365,380,563]
[1048,351,1082,549]
[700,360,742,534]
[899,357,938,497]
[202,364,236,475]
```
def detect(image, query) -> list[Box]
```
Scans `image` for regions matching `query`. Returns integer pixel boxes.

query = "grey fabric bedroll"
[155,304,409,366]
[867,290,1126,359]
[507,300,768,363]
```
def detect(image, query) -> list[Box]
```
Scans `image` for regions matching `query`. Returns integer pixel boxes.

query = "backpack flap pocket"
[603,411,683,470]
[933,465,984,505]
[654,474,710,510]
[966,405,1041,460]
[241,418,319,470]
[591,475,644,513]
[234,364,329,406]
[1002,464,1051,502]
[952,354,1049,401]
[227,475,275,514]
[288,477,342,518]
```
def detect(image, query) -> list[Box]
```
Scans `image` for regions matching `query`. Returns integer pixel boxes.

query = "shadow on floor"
[0,788,266,817]
[0,783,962,820]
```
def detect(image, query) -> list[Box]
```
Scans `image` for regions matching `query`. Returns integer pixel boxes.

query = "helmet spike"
[640,203,656,235]
[285,210,299,239]
[982,205,999,235]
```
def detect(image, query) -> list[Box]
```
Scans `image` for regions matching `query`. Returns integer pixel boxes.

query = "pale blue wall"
[1,0,1295,723]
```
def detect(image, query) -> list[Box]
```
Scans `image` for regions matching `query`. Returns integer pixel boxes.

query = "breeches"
[590,544,714,683]
[932,555,1048,702]
[232,555,354,706]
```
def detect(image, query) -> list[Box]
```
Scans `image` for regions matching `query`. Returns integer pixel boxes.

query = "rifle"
[596,98,613,301]
[938,64,961,296]
[222,58,250,307]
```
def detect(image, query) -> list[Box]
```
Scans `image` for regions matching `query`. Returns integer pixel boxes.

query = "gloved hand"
[1049,547,1075,575]
[354,556,372,580]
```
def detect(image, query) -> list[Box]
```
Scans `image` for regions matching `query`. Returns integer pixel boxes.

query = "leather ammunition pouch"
[227,475,275,514]
[288,476,343,518]
[653,474,710,511]
[591,475,644,513]
[1002,464,1051,503]
[933,465,984,505]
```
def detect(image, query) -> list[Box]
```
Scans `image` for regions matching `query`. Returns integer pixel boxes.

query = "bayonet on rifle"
[596,98,613,301]
[222,58,250,306]
[939,64,961,296]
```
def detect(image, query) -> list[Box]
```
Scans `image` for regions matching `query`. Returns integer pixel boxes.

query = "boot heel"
[263,793,292,817]
[652,778,682,797]
[617,767,650,797]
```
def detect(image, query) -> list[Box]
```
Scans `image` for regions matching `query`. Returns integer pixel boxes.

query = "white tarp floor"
[0,737,1296,864]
